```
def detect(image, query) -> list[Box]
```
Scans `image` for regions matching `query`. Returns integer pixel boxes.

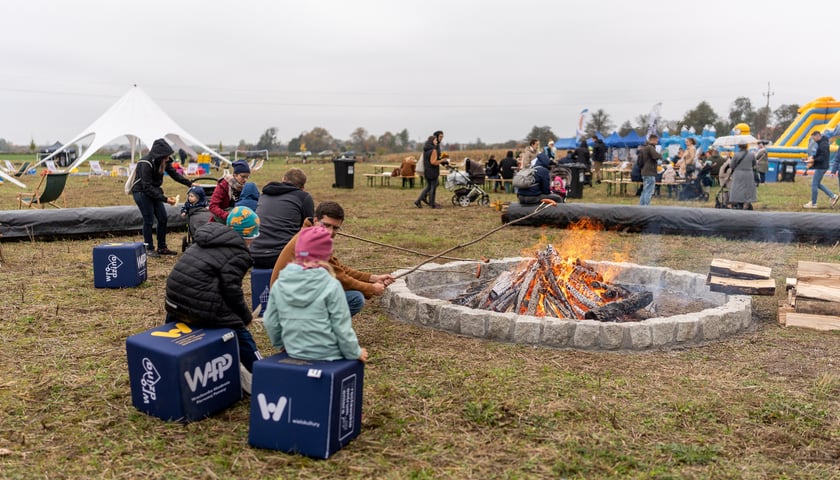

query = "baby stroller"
[713,162,733,209]
[181,180,216,252]
[445,168,490,207]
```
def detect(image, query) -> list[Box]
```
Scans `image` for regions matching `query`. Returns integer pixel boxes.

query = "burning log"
[583,291,653,322]
[451,245,651,321]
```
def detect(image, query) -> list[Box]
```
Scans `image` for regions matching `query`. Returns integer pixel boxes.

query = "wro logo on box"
[184,354,234,392]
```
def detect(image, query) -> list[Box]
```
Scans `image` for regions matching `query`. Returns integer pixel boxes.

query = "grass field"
[1,154,838,479]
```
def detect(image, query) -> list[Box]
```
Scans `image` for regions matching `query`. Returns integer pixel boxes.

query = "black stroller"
[181,178,216,252]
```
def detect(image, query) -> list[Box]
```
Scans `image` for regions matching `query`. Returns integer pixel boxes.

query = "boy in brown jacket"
[269,201,395,316]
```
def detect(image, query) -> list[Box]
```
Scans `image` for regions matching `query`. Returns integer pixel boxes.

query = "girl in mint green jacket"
[263,226,368,363]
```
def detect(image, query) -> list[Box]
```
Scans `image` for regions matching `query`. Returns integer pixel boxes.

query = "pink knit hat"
[295,226,333,263]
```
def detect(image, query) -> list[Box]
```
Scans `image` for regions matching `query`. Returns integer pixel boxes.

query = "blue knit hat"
[232,160,251,175]
[226,206,260,239]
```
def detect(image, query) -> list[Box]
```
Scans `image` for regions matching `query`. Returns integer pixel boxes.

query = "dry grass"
[1,156,839,479]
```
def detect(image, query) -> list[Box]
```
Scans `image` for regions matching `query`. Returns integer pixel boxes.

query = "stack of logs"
[706,258,776,295]
[779,261,840,331]
[452,245,652,322]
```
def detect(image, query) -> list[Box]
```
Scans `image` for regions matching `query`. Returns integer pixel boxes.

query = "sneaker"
[414,200,422,208]
[146,249,160,258]
[832,195,839,207]
[240,363,252,395]
[157,247,177,255]
[803,202,818,209]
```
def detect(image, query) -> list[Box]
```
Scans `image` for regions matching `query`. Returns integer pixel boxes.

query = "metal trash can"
[780,160,797,182]
[558,163,587,199]
[332,158,356,188]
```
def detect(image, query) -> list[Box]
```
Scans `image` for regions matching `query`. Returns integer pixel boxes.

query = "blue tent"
[554,137,579,150]
[621,130,645,147]
[604,131,627,148]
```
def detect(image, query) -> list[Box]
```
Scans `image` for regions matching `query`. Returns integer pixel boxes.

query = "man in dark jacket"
[499,150,518,193]
[131,138,194,256]
[250,168,315,269]
[804,130,839,208]
[591,135,607,184]
[516,153,564,205]
[165,206,262,392]
[638,135,662,206]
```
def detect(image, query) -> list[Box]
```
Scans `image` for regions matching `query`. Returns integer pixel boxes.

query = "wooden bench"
[364,173,391,187]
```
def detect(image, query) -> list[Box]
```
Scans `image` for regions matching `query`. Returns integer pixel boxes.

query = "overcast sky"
[1,0,839,148]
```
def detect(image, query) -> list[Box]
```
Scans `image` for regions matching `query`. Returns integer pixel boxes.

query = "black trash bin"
[780,160,798,182]
[558,163,587,199]
[332,158,356,188]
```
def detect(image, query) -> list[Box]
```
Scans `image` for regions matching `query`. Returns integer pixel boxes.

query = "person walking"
[728,144,758,210]
[130,138,194,257]
[415,130,445,209]
[638,134,662,206]
[803,130,839,208]
[591,134,607,184]
[754,141,769,184]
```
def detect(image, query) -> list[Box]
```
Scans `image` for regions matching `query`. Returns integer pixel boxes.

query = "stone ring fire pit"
[382,257,752,351]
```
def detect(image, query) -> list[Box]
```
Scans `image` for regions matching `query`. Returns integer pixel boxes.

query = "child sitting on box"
[180,185,209,217]
[263,226,369,364]
[164,206,263,393]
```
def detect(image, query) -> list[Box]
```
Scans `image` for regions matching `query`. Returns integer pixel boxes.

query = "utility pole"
[762,81,775,139]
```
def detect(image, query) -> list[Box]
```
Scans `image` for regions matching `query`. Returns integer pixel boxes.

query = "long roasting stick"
[393,199,558,279]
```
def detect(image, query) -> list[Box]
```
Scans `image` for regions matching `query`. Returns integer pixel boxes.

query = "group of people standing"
[131,137,394,393]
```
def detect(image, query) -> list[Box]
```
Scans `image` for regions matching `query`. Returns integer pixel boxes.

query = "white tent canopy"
[36,86,229,172]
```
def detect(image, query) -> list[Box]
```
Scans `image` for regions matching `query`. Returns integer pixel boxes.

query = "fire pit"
[382,256,752,351]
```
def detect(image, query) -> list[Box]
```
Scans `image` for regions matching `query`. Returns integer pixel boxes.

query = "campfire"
[452,245,653,322]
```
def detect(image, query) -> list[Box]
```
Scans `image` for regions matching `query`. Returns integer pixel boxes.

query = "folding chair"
[89,160,108,176]
[6,161,30,177]
[17,172,69,208]
[251,159,265,171]
[45,160,59,173]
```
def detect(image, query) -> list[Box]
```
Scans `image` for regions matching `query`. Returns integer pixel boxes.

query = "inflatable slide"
[767,96,840,160]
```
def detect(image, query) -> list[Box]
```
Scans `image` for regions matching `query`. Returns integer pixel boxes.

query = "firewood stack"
[452,245,652,322]
[779,261,840,331]
[706,259,775,295]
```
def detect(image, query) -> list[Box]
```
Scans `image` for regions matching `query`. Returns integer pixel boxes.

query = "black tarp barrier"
[502,202,840,244]
[0,206,187,240]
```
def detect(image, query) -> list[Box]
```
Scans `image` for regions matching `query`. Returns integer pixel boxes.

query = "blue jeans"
[234,328,262,372]
[346,290,365,316]
[639,176,656,205]
[810,169,835,204]
[133,192,169,250]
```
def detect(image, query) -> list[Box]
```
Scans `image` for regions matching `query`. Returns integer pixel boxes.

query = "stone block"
[486,314,514,341]
[459,312,487,338]
[542,319,575,347]
[673,315,700,343]
[598,322,625,350]
[648,317,676,347]
[437,305,466,332]
[512,317,541,344]
[627,322,652,349]
[700,311,724,340]
[572,321,600,349]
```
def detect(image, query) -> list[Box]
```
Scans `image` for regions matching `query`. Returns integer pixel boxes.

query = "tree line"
[1,96,802,155]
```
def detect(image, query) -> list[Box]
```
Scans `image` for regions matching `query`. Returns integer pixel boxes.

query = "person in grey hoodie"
[250,168,314,269]
[262,226,368,363]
